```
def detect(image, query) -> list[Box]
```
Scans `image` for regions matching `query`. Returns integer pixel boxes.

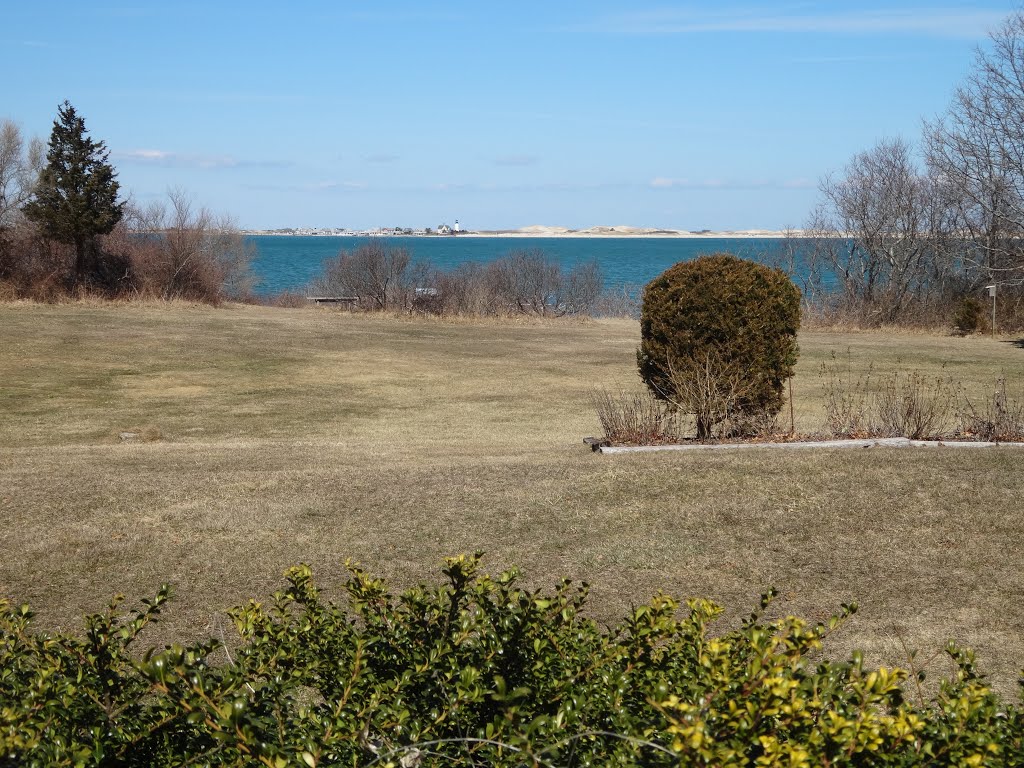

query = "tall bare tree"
[925,11,1024,286]
[807,137,955,324]
[0,120,43,230]
[0,120,45,282]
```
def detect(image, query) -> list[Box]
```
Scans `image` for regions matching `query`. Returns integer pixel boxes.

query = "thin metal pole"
[789,377,795,436]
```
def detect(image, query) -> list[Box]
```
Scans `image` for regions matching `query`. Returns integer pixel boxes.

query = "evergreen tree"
[23,101,124,285]
[638,253,801,439]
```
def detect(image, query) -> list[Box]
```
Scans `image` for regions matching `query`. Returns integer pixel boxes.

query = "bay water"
[249,236,803,296]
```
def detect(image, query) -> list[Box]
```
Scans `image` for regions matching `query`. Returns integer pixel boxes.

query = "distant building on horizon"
[435,219,462,235]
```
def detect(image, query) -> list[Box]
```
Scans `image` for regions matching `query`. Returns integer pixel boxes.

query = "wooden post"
[992,286,997,337]
[985,285,997,336]
[789,378,795,436]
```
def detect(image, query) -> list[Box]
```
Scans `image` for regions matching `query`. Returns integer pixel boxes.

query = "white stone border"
[597,437,1024,454]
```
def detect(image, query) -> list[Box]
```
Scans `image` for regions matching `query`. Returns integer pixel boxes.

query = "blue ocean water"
[248,235,800,295]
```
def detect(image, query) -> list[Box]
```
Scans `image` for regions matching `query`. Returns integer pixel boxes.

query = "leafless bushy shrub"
[125,190,256,303]
[873,371,960,439]
[420,251,604,317]
[594,363,785,445]
[562,259,604,315]
[450,250,601,317]
[591,283,641,319]
[821,356,875,437]
[662,352,762,440]
[592,389,679,444]
[0,224,78,300]
[723,411,783,440]
[958,378,1024,441]
[312,239,416,310]
[821,360,964,439]
[309,247,605,318]
[264,290,310,308]
[433,262,503,315]
[488,249,562,315]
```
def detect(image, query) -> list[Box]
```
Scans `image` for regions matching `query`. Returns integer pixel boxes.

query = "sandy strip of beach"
[464,225,800,238]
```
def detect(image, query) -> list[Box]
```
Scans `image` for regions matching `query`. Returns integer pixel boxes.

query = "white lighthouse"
[454,219,461,232]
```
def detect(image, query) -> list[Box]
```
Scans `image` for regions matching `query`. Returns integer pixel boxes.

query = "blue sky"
[1,1,1017,230]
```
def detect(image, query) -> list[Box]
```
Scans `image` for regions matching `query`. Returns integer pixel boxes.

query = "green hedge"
[1,555,1021,766]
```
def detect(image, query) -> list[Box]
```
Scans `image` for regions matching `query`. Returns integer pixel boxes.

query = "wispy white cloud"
[494,154,540,167]
[782,177,816,189]
[426,180,633,193]
[117,148,290,170]
[251,177,813,196]
[432,182,473,192]
[242,179,368,193]
[788,53,911,64]
[650,177,727,189]
[650,176,815,190]
[118,149,238,168]
[311,180,368,190]
[122,149,171,161]
[343,9,464,24]
[588,7,1005,38]
[650,176,685,188]
[94,6,161,18]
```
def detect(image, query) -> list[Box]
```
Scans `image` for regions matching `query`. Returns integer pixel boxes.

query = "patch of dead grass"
[1,303,1023,694]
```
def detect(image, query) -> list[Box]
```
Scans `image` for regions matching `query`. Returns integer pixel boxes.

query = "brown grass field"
[1,302,1023,694]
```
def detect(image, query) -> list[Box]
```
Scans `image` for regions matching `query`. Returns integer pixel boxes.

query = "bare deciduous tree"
[0,120,42,230]
[0,120,46,285]
[925,11,1024,286]
[488,250,602,317]
[807,137,955,324]
[314,239,414,310]
[489,249,562,315]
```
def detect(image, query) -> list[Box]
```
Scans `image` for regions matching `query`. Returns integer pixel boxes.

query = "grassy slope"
[1,302,1023,693]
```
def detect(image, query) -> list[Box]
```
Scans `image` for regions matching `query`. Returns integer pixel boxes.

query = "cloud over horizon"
[117,149,289,170]
[588,7,1005,38]
[493,154,540,167]
[649,176,817,190]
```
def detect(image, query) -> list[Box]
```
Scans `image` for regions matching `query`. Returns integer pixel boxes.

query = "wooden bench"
[306,296,359,305]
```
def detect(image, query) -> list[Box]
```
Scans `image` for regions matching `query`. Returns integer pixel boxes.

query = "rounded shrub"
[637,253,801,438]
[952,296,985,335]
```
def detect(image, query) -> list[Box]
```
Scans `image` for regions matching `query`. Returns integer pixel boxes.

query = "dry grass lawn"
[1,302,1023,694]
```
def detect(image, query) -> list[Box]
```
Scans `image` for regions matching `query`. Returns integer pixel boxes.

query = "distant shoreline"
[464,229,799,239]
[244,226,802,239]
